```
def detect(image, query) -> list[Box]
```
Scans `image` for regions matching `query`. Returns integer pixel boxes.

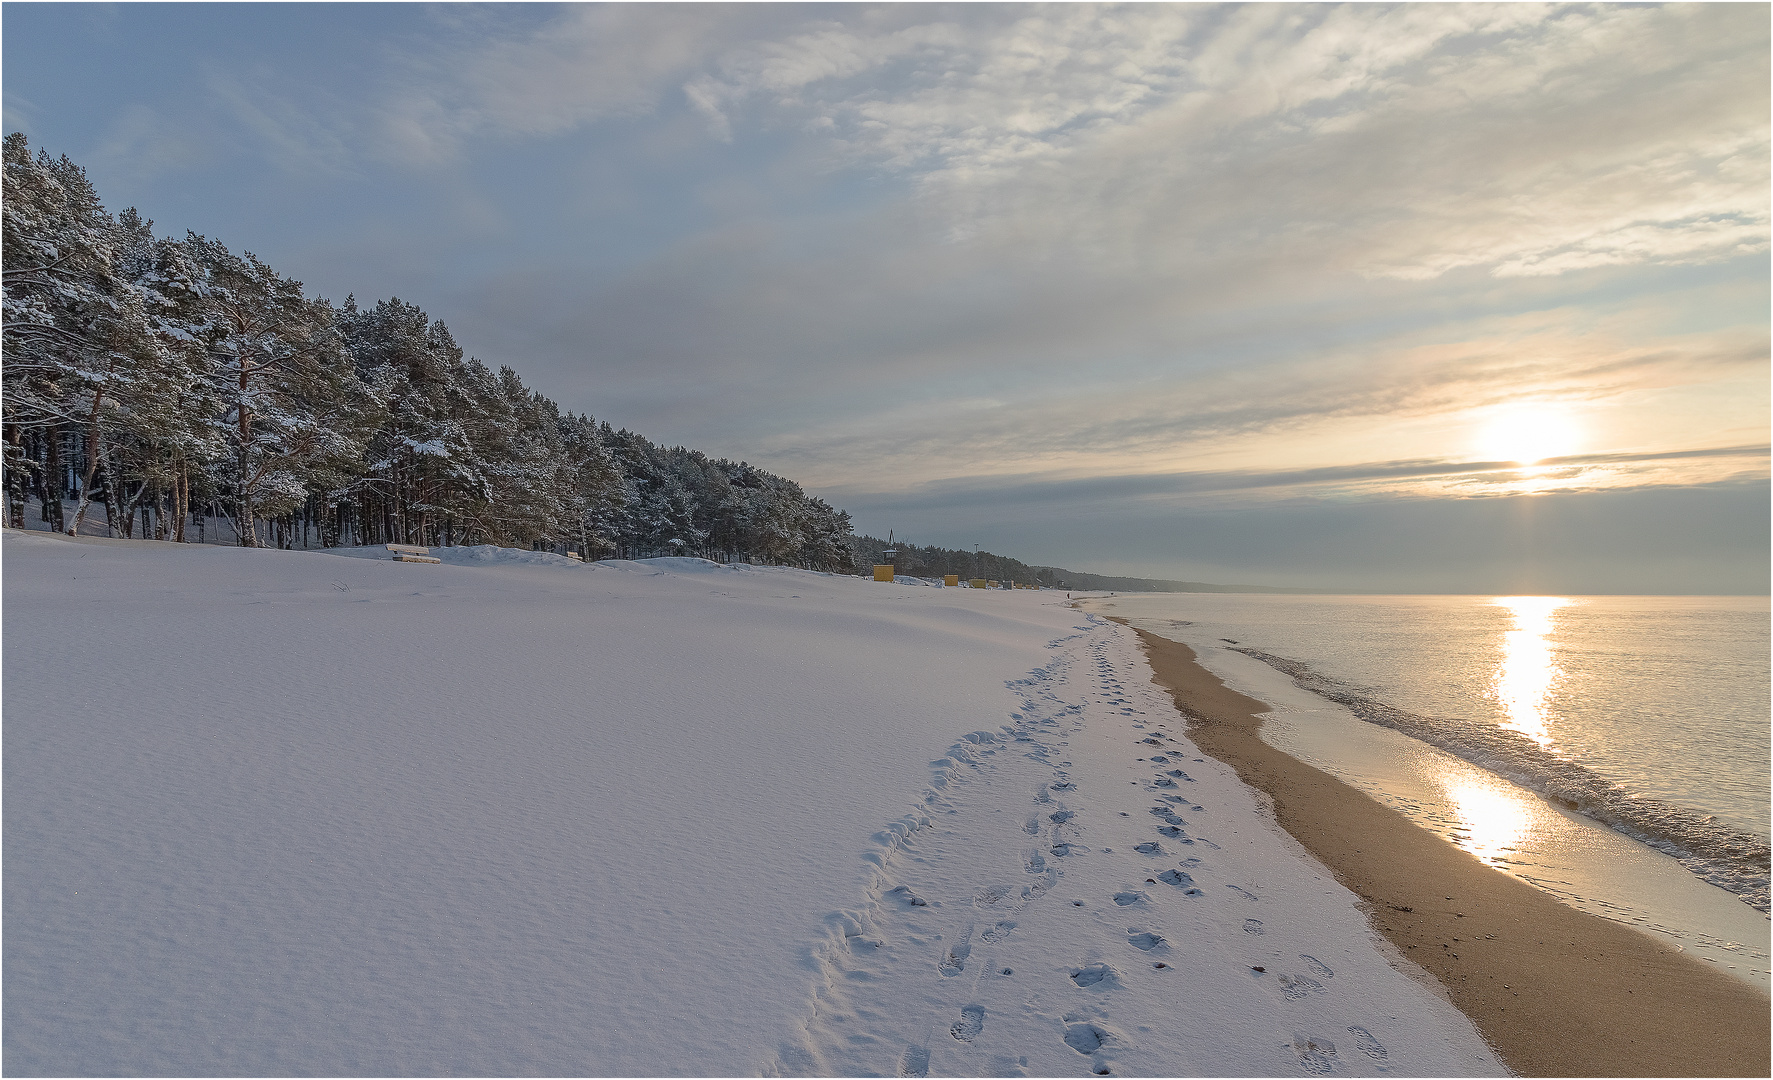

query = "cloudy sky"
[6,3,1767,591]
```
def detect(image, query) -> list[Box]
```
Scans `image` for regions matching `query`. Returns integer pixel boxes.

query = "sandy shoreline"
[1120,622,1770,1077]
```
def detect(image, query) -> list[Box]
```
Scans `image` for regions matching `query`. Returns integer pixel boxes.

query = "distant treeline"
[1,135,855,568]
[851,535,1062,586]
[855,535,1321,593]
[1033,569,1323,594]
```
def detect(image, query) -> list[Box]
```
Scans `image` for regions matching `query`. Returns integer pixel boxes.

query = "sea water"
[1085,594,1771,991]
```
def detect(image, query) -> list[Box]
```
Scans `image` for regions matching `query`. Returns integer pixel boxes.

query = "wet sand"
[1122,623,1771,1077]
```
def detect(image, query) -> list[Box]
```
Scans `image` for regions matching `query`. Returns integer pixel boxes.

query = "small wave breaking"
[1231,647,1771,914]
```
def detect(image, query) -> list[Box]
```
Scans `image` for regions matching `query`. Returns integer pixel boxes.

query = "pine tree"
[176,235,368,546]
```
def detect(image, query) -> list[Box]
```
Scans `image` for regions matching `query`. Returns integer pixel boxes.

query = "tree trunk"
[173,463,188,543]
[42,424,65,531]
[3,423,24,528]
[235,360,259,545]
[102,458,124,539]
[236,456,258,547]
[118,477,150,539]
[69,405,106,536]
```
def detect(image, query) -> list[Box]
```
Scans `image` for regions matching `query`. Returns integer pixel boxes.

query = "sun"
[1475,405,1582,465]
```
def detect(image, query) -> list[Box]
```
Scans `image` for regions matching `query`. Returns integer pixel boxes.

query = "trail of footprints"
[856,621,1388,1076]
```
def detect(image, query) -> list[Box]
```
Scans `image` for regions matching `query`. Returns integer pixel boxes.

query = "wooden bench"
[387,543,440,564]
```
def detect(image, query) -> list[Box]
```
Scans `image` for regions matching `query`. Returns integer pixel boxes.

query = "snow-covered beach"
[5,530,1503,1076]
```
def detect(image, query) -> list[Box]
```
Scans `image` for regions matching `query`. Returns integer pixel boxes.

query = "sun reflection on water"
[1443,777,1534,864]
[1491,596,1570,745]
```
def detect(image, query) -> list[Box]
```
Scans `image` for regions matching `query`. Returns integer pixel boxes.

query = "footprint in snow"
[1023,815,1042,836]
[1226,884,1258,901]
[1063,1022,1111,1055]
[974,884,1013,907]
[1166,769,1194,782]
[1243,918,1266,935]
[938,928,973,976]
[979,920,1016,944]
[950,1004,985,1043]
[988,1054,1028,1077]
[1300,955,1334,978]
[1152,778,1178,789]
[1347,1026,1388,1060]
[1112,890,1147,906]
[1049,809,1075,823]
[1155,825,1187,839]
[897,1044,930,1078]
[1070,963,1116,988]
[1134,842,1164,856]
[1293,1035,1337,1075]
[1051,842,1086,857]
[1148,755,1169,763]
[1156,869,1204,895]
[1023,848,1047,874]
[886,885,928,907]
[1034,785,1052,804]
[1126,930,1166,951]
[1278,973,1326,999]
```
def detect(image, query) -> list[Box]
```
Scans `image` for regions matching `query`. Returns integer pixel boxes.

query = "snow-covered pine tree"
[558,411,623,558]
[102,210,226,540]
[340,296,500,546]
[177,235,369,546]
[1,134,178,537]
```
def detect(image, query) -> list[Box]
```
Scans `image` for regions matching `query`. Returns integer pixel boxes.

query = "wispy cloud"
[830,444,1772,520]
[201,66,357,177]
[685,6,1195,169]
[201,2,1766,288]
[85,102,220,186]
[372,5,744,164]
[714,304,1769,490]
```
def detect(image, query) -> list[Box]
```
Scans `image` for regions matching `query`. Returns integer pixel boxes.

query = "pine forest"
[2,135,862,569]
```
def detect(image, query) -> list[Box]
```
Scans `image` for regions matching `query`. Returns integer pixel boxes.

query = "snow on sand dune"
[3,531,1501,1076]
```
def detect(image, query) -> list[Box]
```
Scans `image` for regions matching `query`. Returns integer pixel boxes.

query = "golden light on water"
[1491,596,1569,745]
[1443,777,1533,864]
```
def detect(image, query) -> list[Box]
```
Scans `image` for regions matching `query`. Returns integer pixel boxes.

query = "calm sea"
[1089,593,1771,989]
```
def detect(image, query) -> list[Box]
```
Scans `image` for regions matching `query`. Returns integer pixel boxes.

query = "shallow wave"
[1232,647,1771,913]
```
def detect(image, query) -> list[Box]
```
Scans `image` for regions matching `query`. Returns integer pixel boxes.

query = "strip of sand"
[1121,622,1770,1078]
